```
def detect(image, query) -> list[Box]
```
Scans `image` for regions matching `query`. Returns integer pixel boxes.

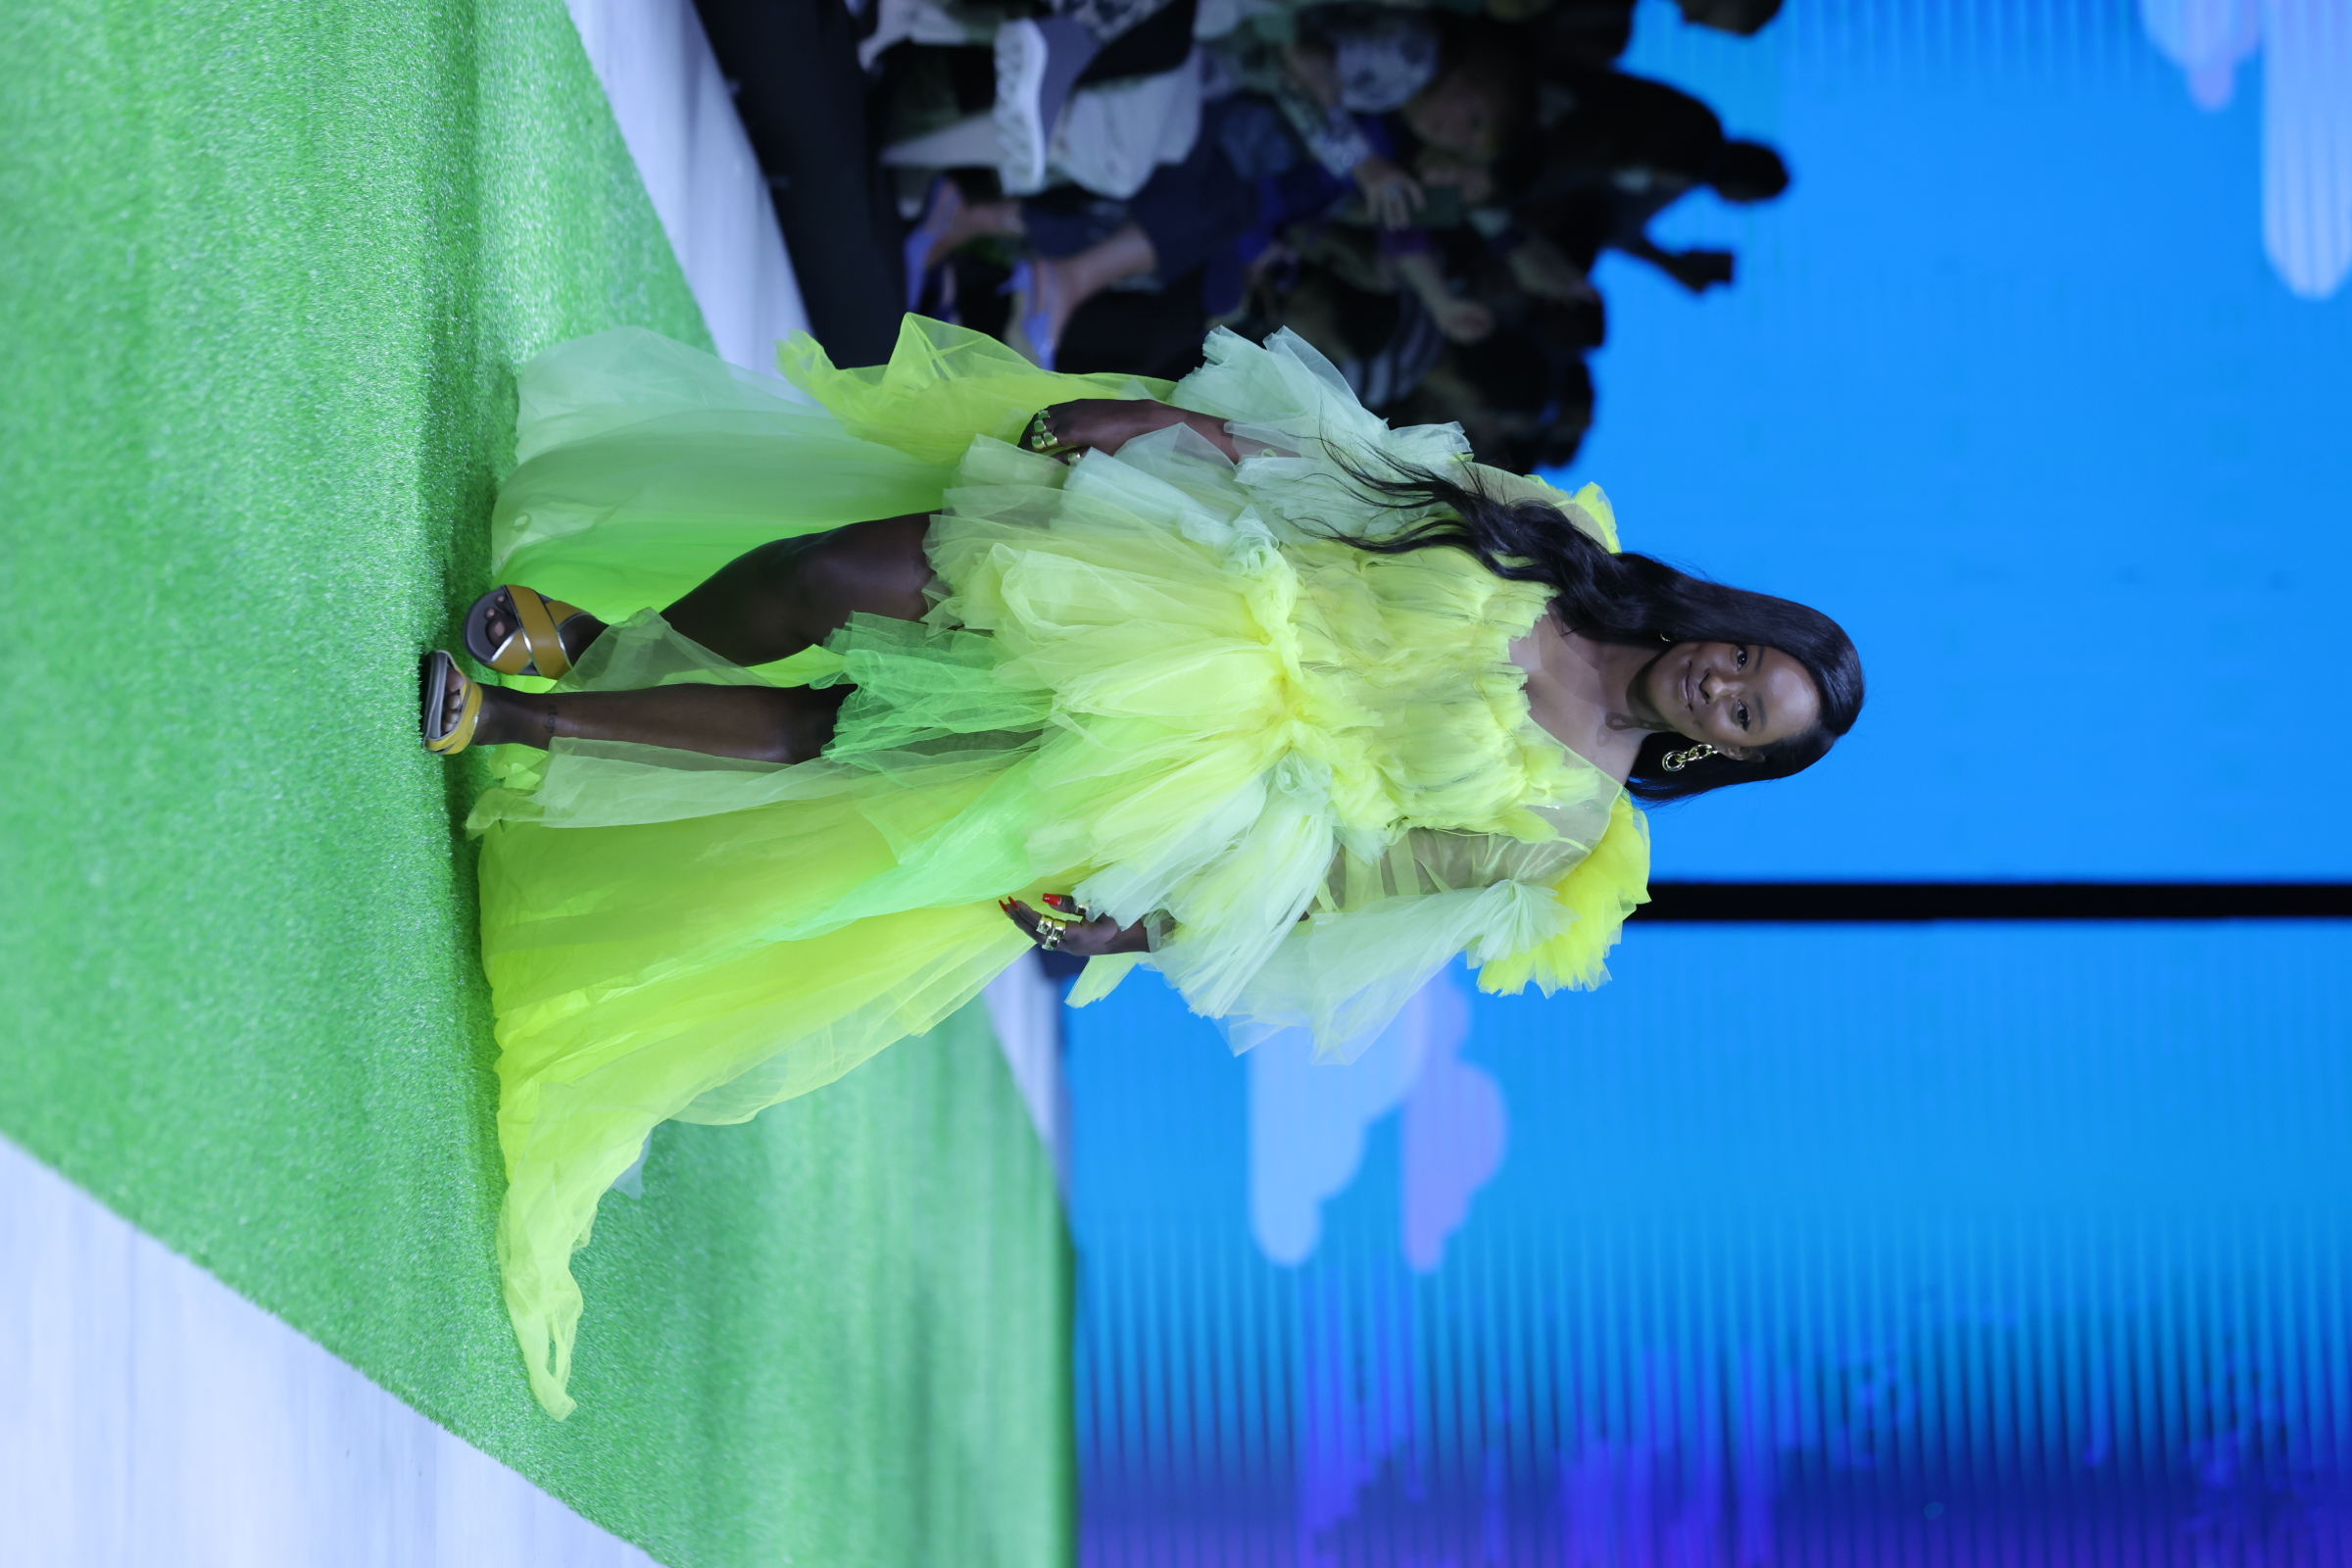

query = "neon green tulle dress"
[471,318,1651,1414]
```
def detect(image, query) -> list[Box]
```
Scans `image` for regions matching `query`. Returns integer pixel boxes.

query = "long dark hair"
[1332,463,1864,804]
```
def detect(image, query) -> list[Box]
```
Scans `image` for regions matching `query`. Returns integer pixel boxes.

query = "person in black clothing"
[1518,0,1785,71]
[1250,260,1453,410]
[1387,329,1595,471]
[1506,67,1788,295]
[914,40,1534,367]
[875,1,1786,447]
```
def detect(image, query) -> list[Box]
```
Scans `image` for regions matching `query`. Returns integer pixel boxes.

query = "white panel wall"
[985,958,1072,1194]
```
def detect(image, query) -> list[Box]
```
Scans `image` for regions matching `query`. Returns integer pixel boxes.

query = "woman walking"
[425,318,1862,1415]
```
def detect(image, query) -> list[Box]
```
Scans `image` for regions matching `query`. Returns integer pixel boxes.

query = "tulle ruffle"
[472,318,1652,1416]
[781,312,1178,467]
[492,328,955,615]
[1170,326,1621,553]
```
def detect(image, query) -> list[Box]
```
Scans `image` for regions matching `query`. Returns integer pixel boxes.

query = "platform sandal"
[464,585,592,679]
[421,650,483,755]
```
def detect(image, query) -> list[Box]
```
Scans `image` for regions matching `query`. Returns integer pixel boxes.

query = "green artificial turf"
[0,4,1071,1565]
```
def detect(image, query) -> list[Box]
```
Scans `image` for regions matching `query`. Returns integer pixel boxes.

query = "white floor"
[0,1134,659,1568]
[0,5,1069,1562]
[984,960,1073,1195]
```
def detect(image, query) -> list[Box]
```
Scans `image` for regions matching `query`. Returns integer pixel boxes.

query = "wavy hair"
[1332,462,1864,803]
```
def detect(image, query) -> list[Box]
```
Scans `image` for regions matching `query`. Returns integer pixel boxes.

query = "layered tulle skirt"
[471,320,1646,1414]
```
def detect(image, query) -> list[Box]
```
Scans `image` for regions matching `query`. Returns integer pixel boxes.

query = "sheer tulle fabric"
[473,318,1649,1415]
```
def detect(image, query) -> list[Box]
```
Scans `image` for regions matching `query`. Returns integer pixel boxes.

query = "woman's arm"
[1617,231,1735,293]
[1391,251,1495,343]
[1502,233,1600,304]
[1350,154,1427,231]
[1001,897,1153,956]
[1034,398,1244,463]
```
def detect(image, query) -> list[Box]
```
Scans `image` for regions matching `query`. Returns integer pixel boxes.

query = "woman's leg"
[923,197,1159,349]
[452,670,852,762]
[1027,224,1157,350]
[660,514,936,665]
[455,514,936,759]
[475,514,938,670]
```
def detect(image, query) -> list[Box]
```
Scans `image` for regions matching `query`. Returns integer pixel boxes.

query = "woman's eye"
[1736,647,1749,669]
[1737,704,1750,730]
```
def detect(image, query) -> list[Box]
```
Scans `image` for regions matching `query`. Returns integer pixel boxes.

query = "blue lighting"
[1072,925,2352,1561]
[1562,0,2351,880]
[1070,3,2352,1560]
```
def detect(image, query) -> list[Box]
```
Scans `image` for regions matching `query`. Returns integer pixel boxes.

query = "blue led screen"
[1068,3,2352,1562]
[1072,927,2352,1562]
[1556,0,2351,879]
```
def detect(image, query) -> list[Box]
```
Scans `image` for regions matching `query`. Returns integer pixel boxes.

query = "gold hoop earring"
[1661,743,1718,772]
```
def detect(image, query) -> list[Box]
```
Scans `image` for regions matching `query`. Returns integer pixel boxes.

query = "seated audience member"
[1208,5,1445,211]
[1388,329,1596,469]
[877,2,1783,467]
[1369,34,1535,341]
[877,0,1205,209]
[909,34,1534,367]
[1249,260,1453,409]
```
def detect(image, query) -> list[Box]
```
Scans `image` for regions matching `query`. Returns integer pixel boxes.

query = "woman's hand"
[1027,399,1164,461]
[1000,897,1152,956]
[1027,398,1243,463]
[1391,249,1494,344]
[1416,150,1494,207]
[1505,236,1598,304]
[1430,296,1495,343]
[1351,156,1426,231]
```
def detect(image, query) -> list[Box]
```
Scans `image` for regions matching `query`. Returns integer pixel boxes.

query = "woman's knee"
[792,517,935,624]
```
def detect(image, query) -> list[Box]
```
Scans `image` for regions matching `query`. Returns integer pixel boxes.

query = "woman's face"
[1405,74,1500,158]
[1637,641,1821,759]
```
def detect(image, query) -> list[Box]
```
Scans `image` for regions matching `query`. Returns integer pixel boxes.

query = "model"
[423,318,1862,1414]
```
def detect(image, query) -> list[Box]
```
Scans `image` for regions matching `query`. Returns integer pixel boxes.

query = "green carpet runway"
[0,4,1070,1564]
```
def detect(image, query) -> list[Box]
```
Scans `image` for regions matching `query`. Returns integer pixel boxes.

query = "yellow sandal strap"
[426,672,484,755]
[509,587,576,679]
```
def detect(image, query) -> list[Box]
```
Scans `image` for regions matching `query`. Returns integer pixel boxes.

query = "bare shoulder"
[1510,621,1646,784]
